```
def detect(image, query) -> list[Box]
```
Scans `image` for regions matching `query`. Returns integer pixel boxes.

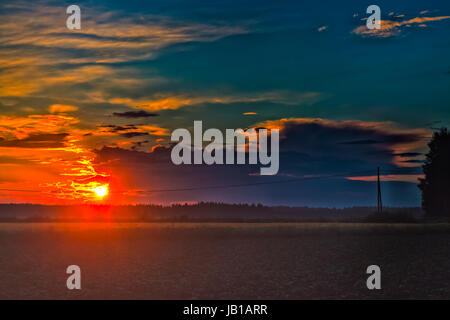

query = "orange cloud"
[49,104,78,114]
[0,114,112,203]
[347,174,424,183]
[109,91,321,111]
[0,115,79,140]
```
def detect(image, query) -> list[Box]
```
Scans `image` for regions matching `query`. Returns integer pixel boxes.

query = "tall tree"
[418,128,450,218]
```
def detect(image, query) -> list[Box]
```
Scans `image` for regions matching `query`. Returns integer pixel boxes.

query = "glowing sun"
[93,186,108,198]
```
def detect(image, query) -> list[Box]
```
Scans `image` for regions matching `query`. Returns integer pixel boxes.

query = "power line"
[117,168,424,194]
[377,167,383,214]
[129,169,377,194]
[0,168,422,194]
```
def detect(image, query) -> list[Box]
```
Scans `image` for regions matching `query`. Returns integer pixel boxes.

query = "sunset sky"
[0,0,449,206]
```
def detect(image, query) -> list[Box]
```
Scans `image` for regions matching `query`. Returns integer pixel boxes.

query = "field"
[0,223,449,299]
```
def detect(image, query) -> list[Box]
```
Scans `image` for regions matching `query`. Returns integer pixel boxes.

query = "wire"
[128,169,425,194]
[131,169,377,194]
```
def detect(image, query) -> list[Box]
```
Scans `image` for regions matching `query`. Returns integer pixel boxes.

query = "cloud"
[0,1,249,106]
[120,132,150,138]
[348,174,423,183]
[90,116,426,206]
[352,15,450,38]
[49,104,78,114]
[0,133,69,148]
[0,113,115,200]
[395,152,422,157]
[109,91,322,111]
[113,111,159,118]
[401,159,425,164]
[99,125,138,133]
[0,63,116,97]
[255,117,428,170]
[0,3,248,64]
[339,139,380,145]
[0,1,437,206]
[98,124,169,138]
[86,117,430,206]
[0,115,79,140]
[0,156,32,165]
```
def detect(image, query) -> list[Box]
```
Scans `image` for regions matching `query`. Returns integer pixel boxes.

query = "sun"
[93,186,108,198]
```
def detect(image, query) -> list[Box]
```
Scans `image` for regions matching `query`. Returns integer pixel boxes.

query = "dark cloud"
[95,146,172,165]
[92,117,426,207]
[113,110,160,118]
[130,140,149,150]
[395,152,422,157]
[0,133,68,148]
[401,159,425,164]
[272,119,424,165]
[99,125,138,132]
[339,139,380,145]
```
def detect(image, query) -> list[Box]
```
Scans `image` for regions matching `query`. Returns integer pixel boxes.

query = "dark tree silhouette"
[418,128,450,218]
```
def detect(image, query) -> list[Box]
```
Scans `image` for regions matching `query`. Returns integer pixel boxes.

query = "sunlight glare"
[93,186,108,198]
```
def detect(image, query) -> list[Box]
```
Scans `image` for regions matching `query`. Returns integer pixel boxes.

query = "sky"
[0,0,449,206]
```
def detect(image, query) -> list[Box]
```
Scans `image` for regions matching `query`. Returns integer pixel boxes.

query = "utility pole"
[377,167,383,214]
